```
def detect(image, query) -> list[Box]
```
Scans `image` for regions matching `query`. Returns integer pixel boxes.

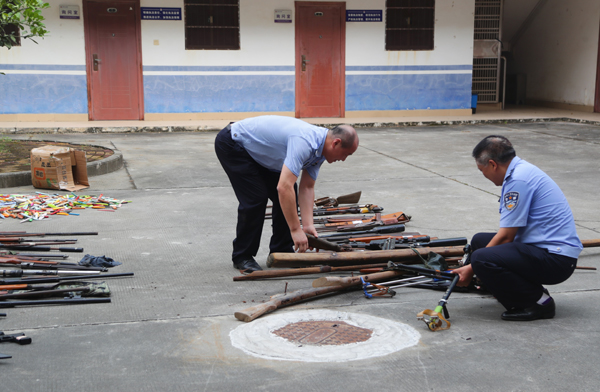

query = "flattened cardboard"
[30,145,90,191]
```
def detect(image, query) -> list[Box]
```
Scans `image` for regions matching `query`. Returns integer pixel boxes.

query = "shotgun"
[0,232,98,237]
[233,263,390,281]
[0,272,134,285]
[319,223,406,240]
[0,297,111,308]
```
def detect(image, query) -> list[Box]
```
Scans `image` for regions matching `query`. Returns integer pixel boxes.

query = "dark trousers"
[214,125,295,263]
[471,233,577,310]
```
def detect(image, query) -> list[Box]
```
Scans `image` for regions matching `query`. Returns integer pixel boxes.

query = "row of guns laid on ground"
[243,191,600,331]
[0,230,134,359]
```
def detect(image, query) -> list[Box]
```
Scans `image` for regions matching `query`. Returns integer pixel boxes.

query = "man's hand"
[291,227,309,253]
[451,264,474,287]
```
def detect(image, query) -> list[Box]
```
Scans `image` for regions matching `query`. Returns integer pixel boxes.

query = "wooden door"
[295,2,345,118]
[595,22,600,113]
[84,0,143,120]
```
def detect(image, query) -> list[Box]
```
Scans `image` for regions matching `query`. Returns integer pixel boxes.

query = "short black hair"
[330,125,358,149]
[472,135,516,166]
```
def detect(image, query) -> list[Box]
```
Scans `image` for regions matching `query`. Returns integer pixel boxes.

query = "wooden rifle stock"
[582,239,600,248]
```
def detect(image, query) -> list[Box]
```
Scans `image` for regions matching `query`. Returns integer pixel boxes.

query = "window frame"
[385,0,435,51]
[184,0,240,50]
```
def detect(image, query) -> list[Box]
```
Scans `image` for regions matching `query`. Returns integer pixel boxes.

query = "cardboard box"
[30,145,89,191]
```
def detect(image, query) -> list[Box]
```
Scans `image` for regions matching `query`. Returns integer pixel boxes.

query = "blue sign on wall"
[346,10,382,22]
[141,7,181,20]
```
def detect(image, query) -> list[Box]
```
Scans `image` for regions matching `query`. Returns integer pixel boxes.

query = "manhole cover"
[230,309,421,362]
[272,320,372,345]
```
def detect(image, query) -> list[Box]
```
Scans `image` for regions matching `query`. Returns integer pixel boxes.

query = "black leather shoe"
[233,258,263,273]
[501,298,555,321]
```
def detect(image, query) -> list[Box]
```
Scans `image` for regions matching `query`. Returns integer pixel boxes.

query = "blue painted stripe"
[346,73,473,110]
[144,74,295,113]
[143,65,295,72]
[0,74,87,114]
[0,64,86,71]
[346,65,472,72]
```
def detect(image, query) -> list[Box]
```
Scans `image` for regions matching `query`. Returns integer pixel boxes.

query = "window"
[386,0,434,51]
[184,0,239,50]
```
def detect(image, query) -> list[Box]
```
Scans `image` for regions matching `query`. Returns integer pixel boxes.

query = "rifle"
[313,204,380,217]
[322,211,410,228]
[0,238,78,244]
[0,244,83,252]
[234,270,405,322]
[0,253,69,259]
[0,297,111,308]
[319,223,406,240]
[314,191,362,207]
[0,258,107,272]
[0,232,98,237]
[306,234,352,252]
[352,237,468,250]
[233,263,390,281]
[0,269,102,277]
[0,272,134,285]
[0,287,91,299]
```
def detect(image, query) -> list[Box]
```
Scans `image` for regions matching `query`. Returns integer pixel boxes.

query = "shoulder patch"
[504,191,519,211]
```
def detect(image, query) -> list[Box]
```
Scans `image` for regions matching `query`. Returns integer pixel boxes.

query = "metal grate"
[473,58,500,103]
[272,320,373,346]
[472,0,502,103]
[474,0,501,40]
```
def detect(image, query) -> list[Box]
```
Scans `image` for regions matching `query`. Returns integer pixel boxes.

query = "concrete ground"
[0,110,599,391]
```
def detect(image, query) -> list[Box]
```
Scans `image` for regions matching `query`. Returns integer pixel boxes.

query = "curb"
[0,150,123,189]
[0,117,599,135]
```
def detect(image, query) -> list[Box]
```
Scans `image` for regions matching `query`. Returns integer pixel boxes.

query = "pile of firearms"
[236,192,599,332]
[0,230,134,359]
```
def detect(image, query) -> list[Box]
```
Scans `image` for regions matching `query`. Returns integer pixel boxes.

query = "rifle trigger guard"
[417,308,451,332]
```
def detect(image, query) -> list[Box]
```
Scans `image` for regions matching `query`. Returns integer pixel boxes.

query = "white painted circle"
[230,309,421,362]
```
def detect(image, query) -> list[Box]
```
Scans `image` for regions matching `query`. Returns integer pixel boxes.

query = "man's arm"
[486,227,518,247]
[298,169,318,239]
[452,227,518,287]
[277,165,308,252]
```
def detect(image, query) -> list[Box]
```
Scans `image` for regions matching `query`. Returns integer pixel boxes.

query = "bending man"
[215,115,359,273]
[453,135,582,321]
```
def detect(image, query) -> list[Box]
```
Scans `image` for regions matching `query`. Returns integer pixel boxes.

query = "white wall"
[512,0,600,106]
[142,0,475,67]
[1,0,476,69]
[0,0,86,65]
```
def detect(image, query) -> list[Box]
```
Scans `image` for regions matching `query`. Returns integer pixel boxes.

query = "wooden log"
[266,246,465,268]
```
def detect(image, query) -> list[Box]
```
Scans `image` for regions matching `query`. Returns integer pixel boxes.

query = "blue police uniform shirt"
[499,156,582,259]
[230,116,328,181]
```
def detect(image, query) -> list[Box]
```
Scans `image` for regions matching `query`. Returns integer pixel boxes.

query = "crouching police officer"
[452,135,582,321]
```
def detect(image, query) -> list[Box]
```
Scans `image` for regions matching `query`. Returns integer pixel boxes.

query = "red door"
[295,2,345,118]
[595,22,600,113]
[84,0,143,120]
